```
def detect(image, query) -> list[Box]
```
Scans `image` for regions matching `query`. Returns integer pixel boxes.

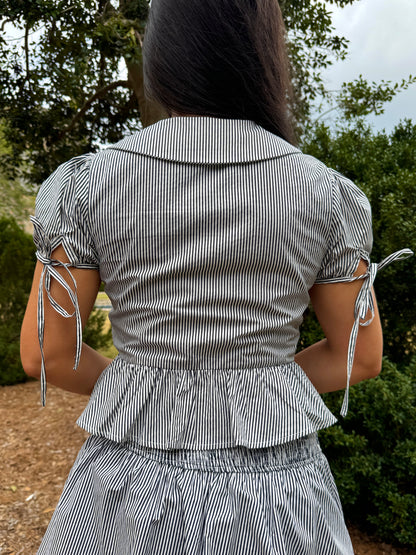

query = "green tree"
[0,0,164,185]
[0,125,35,224]
[301,119,416,363]
[1,0,413,185]
[299,123,416,548]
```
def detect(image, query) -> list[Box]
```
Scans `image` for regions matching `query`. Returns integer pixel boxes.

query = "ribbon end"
[40,362,47,407]
[340,388,349,418]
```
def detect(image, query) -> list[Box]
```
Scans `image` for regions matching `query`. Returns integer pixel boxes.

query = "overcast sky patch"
[319,0,416,131]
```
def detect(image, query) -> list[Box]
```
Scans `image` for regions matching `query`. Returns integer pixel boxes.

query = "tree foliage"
[0,0,156,184]
[1,0,413,186]
[299,121,416,546]
[336,75,416,120]
[281,0,353,124]
[0,125,35,224]
[1,4,415,547]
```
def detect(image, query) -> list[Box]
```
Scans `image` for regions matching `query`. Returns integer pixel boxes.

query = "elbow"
[20,347,42,379]
[20,338,74,380]
[352,342,383,382]
[20,330,64,379]
[21,359,42,380]
[20,322,43,379]
[352,319,383,382]
[370,351,383,378]
[359,356,382,380]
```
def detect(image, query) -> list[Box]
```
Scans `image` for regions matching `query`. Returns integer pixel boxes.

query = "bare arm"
[295,260,383,393]
[20,245,112,396]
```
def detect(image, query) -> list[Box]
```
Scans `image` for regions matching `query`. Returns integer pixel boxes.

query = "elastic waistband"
[122,433,322,473]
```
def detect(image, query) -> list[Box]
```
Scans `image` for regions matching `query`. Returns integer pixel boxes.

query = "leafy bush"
[319,357,416,547]
[0,217,113,386]
[298,121,416,546]
[83,308,113,353]
[0,217,36,385]
[297,306,325,353]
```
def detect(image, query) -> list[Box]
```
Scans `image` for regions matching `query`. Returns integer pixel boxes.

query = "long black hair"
[143,0,295,144]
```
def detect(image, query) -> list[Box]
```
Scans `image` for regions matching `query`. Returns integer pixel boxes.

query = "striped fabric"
[77,358,337,449]
[37,433,354,555]
[32,116,412,448]
[32,117,413,554]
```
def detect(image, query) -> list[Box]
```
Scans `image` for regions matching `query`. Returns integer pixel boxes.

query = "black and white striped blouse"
[32,117,412,449]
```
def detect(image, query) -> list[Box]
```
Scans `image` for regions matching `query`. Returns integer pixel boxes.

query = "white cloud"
[320,0,416,131]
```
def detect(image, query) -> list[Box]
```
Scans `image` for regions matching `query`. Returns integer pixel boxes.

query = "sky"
[319,0,416,132]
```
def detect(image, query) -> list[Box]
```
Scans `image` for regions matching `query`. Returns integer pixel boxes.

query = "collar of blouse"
[110,116,301,165]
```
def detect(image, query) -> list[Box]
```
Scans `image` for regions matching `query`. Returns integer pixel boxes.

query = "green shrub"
[83,308,113,353]
[296,306,325,353]
[319,357,416,547]
[0,217,113,386]
[0,218,37,385]
[299,120,416,546]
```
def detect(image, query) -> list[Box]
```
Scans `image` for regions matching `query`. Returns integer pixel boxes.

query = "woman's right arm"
[20,246,112,396]
[295,260,383,394]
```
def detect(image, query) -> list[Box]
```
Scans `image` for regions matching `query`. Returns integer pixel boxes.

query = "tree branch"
[125,59,168,127]
[57,80,132,141]
[24,24,30,81]
[0,19,13,31]
[134,29,143,49]
[313,105,338,123]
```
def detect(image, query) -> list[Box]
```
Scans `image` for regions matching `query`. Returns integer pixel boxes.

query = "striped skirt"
[37,433,353,554]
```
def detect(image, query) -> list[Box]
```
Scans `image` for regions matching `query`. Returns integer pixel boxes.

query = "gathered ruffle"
[77,357,338,450]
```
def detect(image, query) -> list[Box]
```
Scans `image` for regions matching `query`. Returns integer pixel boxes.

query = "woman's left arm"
[20,245,112,396]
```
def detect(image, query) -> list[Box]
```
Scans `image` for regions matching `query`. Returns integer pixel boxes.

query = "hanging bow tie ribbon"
[341,248,413,417]
[31,217,82,406]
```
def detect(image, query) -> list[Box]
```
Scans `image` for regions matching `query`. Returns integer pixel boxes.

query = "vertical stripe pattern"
[31,117,413,448]
[31,117,413,554]
[37,433,354,555]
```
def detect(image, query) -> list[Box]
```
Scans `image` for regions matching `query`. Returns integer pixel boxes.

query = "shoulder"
[45,153,95,182]
[290,153,370,209]
[37,153,95,203]
[327,168,371,214]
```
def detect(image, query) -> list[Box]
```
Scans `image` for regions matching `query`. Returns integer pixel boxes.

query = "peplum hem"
[77,357,338,450]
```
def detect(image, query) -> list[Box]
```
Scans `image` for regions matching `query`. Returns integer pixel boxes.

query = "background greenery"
[1,0,413,184]
[301,119,416,364]
[0,0,415,548]
[0,218,37,386]
[319,358,416,547]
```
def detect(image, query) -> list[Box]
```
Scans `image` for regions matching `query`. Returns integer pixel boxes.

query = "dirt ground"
[1,381,415,555]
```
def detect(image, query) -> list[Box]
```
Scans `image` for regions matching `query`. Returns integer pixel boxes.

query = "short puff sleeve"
[30,154,99,406]
[31,154,99,269]
[316,172,372,283]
